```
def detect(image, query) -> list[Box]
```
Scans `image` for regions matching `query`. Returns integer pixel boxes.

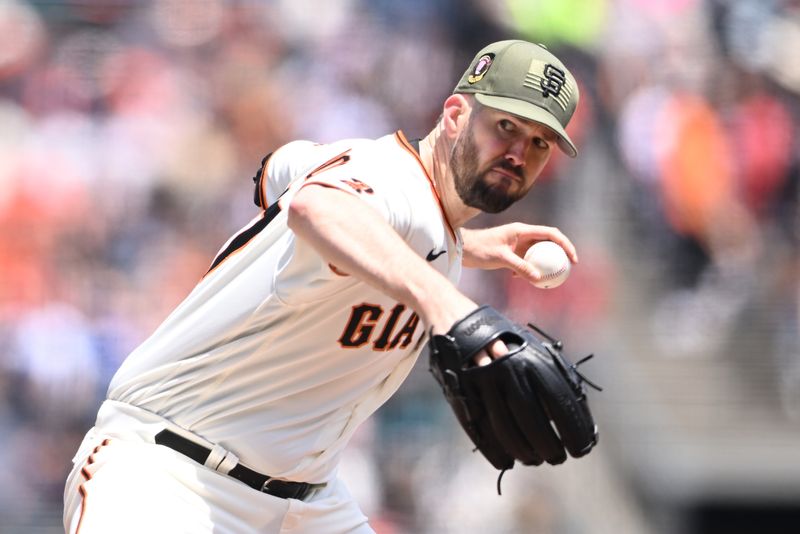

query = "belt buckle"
[260,478,278,493]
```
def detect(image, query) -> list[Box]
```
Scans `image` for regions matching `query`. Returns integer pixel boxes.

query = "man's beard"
[450,126,526,214]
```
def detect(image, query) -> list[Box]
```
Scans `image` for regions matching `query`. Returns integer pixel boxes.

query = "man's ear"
[442,94,471,138]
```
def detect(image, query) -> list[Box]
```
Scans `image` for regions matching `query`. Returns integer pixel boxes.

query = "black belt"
[154,429,323,501]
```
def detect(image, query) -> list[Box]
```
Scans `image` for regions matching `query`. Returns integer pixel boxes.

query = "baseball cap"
[454,40,580,157]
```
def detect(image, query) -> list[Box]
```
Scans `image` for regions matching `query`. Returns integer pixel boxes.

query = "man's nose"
[504,139,528,167]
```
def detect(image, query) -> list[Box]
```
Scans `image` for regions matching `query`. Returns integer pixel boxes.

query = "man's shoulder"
[269,134,382,164]
[348,132,425,176]
[267,132,425,192]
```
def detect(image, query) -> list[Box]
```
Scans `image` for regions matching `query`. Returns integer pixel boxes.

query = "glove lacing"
[492,329,603,496]
[527,322,604,395]
[496,469,508,495]
[572,353,603,393]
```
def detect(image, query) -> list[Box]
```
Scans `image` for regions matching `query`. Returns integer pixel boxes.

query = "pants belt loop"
[216,450,239,475]
[203,444,239,475]
[204,444,227,470]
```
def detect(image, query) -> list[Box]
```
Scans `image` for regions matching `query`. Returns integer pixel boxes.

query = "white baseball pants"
[63,404,373,534]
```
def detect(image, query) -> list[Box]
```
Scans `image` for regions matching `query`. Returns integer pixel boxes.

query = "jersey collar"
[394,130,457,242]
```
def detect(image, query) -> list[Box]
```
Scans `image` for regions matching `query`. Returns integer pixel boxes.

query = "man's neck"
[418,126,479,229]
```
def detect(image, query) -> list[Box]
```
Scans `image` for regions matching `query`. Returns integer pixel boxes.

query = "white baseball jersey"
[106,131,463,484]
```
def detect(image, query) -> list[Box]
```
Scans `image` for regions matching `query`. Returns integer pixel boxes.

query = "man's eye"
[499,120,515,132]
[533,137,549,149]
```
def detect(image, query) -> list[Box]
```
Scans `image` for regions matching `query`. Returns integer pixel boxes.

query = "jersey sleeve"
[256,140,320,208]
[258,141,414,239]
[265,140,417,305]
[293,143,415,239]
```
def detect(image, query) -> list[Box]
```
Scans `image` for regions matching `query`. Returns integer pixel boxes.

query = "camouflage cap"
[454,40,580,157]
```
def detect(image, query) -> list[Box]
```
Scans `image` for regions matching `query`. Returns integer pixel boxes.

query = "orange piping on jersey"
[259,142,298,208]
[259,152,274,209]
[203,202,282,279]
[394,130,457,242]
[306,149,352,179]
[299,180,350,192]
[75,439,111,533]
[202,242,248,281]
[202,213,265,280]
[328,263,350,277]
[297,180,367,202]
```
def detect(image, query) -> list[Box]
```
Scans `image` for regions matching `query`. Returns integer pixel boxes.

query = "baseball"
[524,241,571,289]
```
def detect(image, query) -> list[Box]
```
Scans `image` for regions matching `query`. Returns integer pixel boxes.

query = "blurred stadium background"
[1,0,799,532]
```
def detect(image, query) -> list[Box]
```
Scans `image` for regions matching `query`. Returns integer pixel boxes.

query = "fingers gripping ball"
[426,306,600,485]
[524,241,571,288]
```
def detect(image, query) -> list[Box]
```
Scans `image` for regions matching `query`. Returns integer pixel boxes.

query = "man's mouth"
[490,165,522,183]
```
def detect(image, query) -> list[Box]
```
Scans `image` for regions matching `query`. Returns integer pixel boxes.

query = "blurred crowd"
[0,0,798,532]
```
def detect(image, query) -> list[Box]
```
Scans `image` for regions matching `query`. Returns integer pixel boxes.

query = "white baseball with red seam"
[524,241,571,289]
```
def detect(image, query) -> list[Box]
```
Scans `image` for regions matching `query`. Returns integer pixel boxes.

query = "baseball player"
[64,40,589,534]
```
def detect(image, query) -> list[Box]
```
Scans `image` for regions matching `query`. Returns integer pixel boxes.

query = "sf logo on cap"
[541,64,566,98]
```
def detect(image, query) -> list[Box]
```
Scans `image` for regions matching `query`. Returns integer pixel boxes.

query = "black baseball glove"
[427,306,600,482]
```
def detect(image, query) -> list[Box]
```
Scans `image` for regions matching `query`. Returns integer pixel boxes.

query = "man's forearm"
[286,184,476,333]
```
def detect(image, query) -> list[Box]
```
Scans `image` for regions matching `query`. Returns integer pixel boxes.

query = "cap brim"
[474,93,578,158]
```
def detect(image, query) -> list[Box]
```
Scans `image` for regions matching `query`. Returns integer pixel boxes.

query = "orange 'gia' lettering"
[339,302,421,351]
[339,304,382,348]
[373,304,405,350]
[389,312,419,349]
